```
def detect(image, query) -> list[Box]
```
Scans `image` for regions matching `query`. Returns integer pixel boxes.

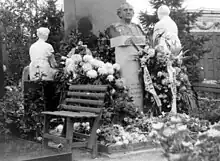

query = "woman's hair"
[37,27,50,40]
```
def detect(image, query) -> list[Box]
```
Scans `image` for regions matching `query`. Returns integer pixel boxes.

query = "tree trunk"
[0,25,4,99]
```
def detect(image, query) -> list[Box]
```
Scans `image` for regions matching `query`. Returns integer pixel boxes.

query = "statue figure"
[29,27,58,81]
[106,2,144,38]
[153,5,181,55]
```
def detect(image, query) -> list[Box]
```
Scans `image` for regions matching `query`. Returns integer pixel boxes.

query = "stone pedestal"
[110,36,145,110]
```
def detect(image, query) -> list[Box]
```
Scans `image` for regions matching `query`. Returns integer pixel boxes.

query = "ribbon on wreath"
[143,66,162,107]
[130,40,161,108]
[167,61,177,114]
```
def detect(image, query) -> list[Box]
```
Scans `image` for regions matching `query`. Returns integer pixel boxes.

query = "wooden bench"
[42,84,109,158]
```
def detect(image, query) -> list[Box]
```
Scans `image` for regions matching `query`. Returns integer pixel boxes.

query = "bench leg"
[43,115,49,148]
[91,137,98,159]
[66,117,73,152]
[88,116,101,158]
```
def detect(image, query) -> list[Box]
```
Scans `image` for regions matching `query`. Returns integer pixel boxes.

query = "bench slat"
[43,133,67,144]
[61,104,102,113]
[65,98,104,106]
[69,85,108,92]
[67,91,105,99]
[42,111,97,118]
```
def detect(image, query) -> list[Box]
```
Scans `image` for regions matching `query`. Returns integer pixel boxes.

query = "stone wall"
[187,9,220,32]
[64,0,125,36]
[187,9,220,81]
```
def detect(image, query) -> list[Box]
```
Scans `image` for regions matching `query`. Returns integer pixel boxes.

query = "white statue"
[153,5,181,55]
[29,27,58,81]
[153,5,182,114]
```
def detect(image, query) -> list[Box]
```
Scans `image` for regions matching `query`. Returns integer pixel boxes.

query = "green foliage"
[139,0,209,82]
[0,0,64,83]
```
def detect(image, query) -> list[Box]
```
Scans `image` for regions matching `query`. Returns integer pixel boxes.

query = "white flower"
[107,75,114,82]
[115,141,123,145]
[207,129,220,137]
[90,59,105,68]
[148,130,158,137]
[170,116,182,123]
[107,68,114,75]
[177,125,187,131]
[98,67,108,75]
[96,60,105,68]
[78,41,83,46]
[157,71,163,77]
[105,63,114,74]
[65,58,75,67]
[66,64,75,74]
[147,48,155,57]
[83,54,93,62]
[96,129,101,134]
[163,127,175,137]
[113,63,120,71]
[61,56,67,60]
[105,62,113,68]
[87,70,98,78]
[82,63,93,72]
[123,139,129,144]
[182,141,192,147]
[71,54,82,63]
[152,122,164,130]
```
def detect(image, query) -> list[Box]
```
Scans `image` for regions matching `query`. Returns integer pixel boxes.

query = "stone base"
[98,141,160,155]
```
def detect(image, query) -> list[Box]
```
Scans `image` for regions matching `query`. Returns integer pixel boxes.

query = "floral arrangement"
[59,41,120,85]
[147,113,220,160]
[97,116,152,146]
[139,32,198,115]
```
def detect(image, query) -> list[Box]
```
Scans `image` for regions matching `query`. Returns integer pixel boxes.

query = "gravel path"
[72,148,168,161]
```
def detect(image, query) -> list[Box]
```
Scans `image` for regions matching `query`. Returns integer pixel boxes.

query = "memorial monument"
[107,2,145,110]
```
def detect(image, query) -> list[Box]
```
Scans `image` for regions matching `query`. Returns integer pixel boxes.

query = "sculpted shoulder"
[106,23,125,38]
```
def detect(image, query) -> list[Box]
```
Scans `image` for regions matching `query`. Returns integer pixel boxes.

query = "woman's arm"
[47,44,58,68]
[49,54,58,68]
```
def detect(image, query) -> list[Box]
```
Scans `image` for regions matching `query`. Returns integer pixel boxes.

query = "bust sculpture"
[107,2,144,38]
[29,27,58,81]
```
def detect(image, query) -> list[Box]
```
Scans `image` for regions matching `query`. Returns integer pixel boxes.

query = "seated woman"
[29,27,58,81]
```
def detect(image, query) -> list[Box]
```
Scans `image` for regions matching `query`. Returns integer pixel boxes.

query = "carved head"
[117,2,134,22]
[36,27,50,41]
[157,5,170,20]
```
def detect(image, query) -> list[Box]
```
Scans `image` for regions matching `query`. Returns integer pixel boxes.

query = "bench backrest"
[60,85,108,114]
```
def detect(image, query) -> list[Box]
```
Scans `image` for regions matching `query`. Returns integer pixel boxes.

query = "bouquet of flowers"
[59,41,121,85]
